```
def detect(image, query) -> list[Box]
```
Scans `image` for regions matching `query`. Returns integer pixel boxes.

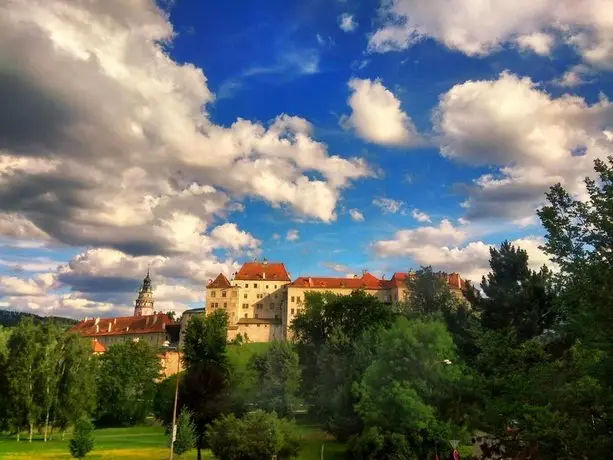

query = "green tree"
[54,334,97,439]
[172,409,196,457]
[248,341,301,416]
[291,290,395,439]
[36,322,64,441]
[354,317,466,458]
[6,318,41,441]
[0,326,11,431]
[206,410,301,460]
[153,372,183,430]
[69,417,94,459]
[536,156,613,457]
[95,340,161,426]
[348,427,417,460]
[181,310,230,460]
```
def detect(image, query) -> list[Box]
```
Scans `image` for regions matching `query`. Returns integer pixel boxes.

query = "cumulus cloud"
[411,209,431,223]
[0,0,374,317]
[434,71,613,221]
[342,78,421,146]
[286,229,300,242]
[372,220,554,282]
[339,14,357,32]
[349,208,365,222]
[373,197,405,214]
[554,64,595,87]
[368,0,613,69]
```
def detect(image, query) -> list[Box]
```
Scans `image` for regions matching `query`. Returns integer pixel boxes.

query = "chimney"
[94,317,100,325]
[113,318,117,325]
[107,322,112,332]
[95,324,99,333]
[263,272,266,280]
[152,315,158,326]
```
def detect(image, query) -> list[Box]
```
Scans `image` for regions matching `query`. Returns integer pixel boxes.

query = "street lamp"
[162,341,181,460]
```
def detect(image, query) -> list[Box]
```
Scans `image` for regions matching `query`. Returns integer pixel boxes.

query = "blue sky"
[1,0,612,318]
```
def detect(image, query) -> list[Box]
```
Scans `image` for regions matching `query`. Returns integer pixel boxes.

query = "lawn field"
[0,423,346,460]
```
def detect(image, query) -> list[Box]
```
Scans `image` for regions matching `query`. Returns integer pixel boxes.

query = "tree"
[36,322,64,441]
[172,409,196,457]
[69,417,94,459]
[153,373,183,430]
[6,318,40,441]
[535,156,613,457]
[0,326,11,431]
[181,310,230,460]
[206,410,301,460]
[54,334,97,439]
[95,340,161,426]
[348,427,417,460]
[248,341,301,416]
[354,317,466,458]
[166,311,176,322]
[291,290,395,439]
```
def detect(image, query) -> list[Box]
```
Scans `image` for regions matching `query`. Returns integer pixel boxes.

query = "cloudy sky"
[1,0,612,319]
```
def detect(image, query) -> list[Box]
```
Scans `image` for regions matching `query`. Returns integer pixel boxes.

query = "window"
[232,291,237,297]
[244,294,248,299]
[291,308,295,314]
[223,302,227,308]
[242,303,248,309]
[245,283,249,288]
[255,313,259,318]
[257,304,263,310]
[210,291,216,298]
[256,293,263,299]
[257,324,260,327]
[274,285,277,289]
[274,314,279,319]
[269,303,274,310]
[222,291,227,298]
[297,297,301,303]
[254,283,258,288]
[244,313,247,318]
[266,285,269,289]
[291,296,295,302]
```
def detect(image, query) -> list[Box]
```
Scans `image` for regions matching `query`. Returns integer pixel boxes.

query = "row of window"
[243,313,280,319]
[243,283,280,289]
[209,302,228,309]
[289,296,302,303]
[210,291,237,298]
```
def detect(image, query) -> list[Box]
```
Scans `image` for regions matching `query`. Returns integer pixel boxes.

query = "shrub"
[69,417,94,459]
[172,409,196,457]
[348,427,417,460]
[207,410,301,460]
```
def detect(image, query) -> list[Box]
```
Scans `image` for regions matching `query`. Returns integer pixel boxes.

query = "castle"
[204,259,467,342]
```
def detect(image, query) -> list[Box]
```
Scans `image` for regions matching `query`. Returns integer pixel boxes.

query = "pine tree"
[69,417,94,459]
[172,409,196,457]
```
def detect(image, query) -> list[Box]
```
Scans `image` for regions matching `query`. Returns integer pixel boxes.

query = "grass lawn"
[0,421,346,460]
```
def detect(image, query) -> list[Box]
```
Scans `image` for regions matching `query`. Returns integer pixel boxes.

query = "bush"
[172,409,196,457]
[207,410,301,460]
[69,417,94,459]
[348,427,417,460]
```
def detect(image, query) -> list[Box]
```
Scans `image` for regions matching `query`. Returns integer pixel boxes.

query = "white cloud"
[434,71,613,221]
[339,14,358,32]
[349,208,365,222]
[372,220,554,282]
[554,64,595,87]
[286,229,300,242]
[368,0,613,69]
[411,209,431,223]
[342,78,421,147]
[373,197,405,214]
[515,32,555,55]
[0,0,375,317]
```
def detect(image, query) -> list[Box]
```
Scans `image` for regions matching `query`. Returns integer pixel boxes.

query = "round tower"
[134,269,155,316]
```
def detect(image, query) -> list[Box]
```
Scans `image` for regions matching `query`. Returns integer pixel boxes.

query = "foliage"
[69,417,94,459]
[0,309,77,328]
[95,339,161,426]
[248,341,301,416]
[354,317,466,457]
[181,310,230,459]
[165,311,176,322]
[153,372,183,430]
[172,409,196,457]
[348,427,417,460]
[292,290,395,439]
[207,410,301,460]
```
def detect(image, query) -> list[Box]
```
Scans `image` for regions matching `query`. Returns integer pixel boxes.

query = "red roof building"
[234,260,290,281]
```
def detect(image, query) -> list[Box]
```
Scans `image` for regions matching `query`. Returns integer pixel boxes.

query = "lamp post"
[162,341,181,460]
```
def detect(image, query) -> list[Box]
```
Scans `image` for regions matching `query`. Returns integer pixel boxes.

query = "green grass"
[0,420,346,459]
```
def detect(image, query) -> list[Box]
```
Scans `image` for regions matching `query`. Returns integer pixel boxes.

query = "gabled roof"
[290,272,387,290]
[235,262,290,281]
[69,313,172,337]
[92,340,106,353]
[207,273,232,288]
[386,272,467,290]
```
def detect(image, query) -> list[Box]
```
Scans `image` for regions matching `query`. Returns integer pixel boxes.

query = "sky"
[1,0,612,319]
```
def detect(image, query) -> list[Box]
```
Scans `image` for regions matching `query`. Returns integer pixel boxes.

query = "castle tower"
[134,269,155,316]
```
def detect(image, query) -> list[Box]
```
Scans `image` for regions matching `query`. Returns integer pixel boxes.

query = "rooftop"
[207,273,232,289]
[69,312,172,337]
[234,261,291,282]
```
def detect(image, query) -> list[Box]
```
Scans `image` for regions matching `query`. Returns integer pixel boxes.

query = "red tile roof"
[92,340,106,353]
[291,272,388,290]
[69,313,172,337]
[207,273,232,288]
[235,262,290,281]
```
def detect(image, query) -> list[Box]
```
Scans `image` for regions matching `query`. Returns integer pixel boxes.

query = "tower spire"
[134,269,154,316]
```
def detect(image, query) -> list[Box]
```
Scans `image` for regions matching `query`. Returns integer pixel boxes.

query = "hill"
[0,309,78,328]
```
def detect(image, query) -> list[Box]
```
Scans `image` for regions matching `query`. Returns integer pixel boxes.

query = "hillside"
[0,309,78,328]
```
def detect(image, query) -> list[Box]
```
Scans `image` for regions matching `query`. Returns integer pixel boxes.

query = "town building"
[69,272,173,352]
[205,260,468,343]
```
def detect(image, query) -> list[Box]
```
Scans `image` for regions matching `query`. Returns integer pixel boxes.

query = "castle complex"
[205,260,467,342]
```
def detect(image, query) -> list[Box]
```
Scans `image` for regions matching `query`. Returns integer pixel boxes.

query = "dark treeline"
[0,309,77,328]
